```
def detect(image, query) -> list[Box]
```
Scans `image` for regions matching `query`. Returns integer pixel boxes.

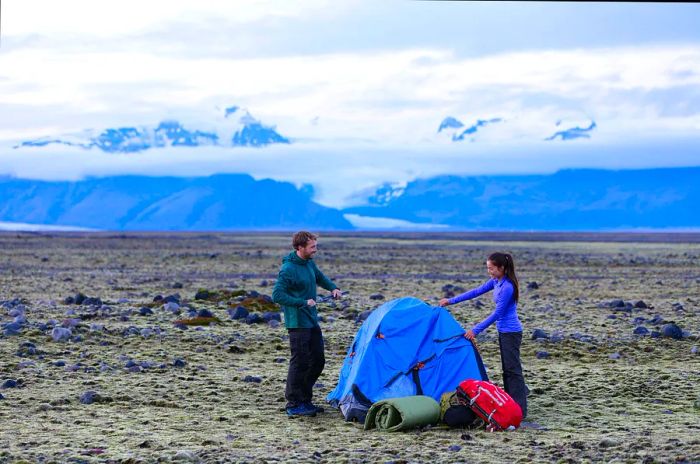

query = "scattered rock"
[228,306,249,320]
[633,326,649,336]
[139,307,154,316]
[526,281,539,290]
[245,313,263,324]
[661,323,683,340]
[369,294,385,301]
[448,445,462,452]
[535,351,550,359]
[1,379,19,389]
[80,390,103,404]
[243,375,262,383]
[172,282,184,289]
[531,329,549,340]
[173,358,186,368]
[633,300,648,309]
[51,327,72,342]
[262,312,282,323]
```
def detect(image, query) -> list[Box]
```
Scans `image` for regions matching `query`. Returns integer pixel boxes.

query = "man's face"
[297,239,318,259]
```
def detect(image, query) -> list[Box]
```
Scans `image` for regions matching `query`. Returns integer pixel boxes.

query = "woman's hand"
[464,329,475,341]
[438,298,450,307]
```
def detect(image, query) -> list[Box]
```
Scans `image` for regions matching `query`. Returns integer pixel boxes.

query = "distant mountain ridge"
[0,174,350,230]
[345,166,700,230]
[1,167,698,231]
[16,106,290,153]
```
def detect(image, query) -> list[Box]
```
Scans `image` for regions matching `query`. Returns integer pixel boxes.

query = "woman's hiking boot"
[286,403,317,417]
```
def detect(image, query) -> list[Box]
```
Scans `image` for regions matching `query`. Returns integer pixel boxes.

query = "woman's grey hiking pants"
[286,326,325,409]
[498,331,528,418]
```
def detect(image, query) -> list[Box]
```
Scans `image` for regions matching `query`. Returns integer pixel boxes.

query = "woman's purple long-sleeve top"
[448,277,522,335]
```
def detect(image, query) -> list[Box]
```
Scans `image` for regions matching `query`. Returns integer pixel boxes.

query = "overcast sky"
[1,1,699,206]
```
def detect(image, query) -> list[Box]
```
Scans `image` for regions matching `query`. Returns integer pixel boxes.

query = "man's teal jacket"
[272,251,337,328]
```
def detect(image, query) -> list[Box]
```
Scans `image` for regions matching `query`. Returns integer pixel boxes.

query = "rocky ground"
[0,232,699,463]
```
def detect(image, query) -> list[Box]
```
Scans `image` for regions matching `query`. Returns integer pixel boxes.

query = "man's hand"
[438,298,450,307]
[332,289,342,299]
[306,299,317,307]
[464,329,475,341]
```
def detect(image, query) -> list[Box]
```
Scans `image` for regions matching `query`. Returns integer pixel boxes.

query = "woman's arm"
[472,282,513,335]
[448,279,495,305]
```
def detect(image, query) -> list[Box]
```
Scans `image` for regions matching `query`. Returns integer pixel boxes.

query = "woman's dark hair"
[487,252,519,303]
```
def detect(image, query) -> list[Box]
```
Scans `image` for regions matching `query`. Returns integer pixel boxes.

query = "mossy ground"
[0,232,698,463]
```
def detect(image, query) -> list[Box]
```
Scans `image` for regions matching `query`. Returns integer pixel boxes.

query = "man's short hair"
[292,231,318,250]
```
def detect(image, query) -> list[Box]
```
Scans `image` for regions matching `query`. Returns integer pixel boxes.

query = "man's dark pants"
[498,331,528,418]
[286,326,325,408]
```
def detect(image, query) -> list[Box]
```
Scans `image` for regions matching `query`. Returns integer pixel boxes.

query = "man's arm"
[312,262,338,292]
[272,267,306,307]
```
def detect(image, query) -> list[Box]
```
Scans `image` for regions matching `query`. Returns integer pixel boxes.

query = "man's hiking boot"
[305,402,325,413]
[286,403,317,417]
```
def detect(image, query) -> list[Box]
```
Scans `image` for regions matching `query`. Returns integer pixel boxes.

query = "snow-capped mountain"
[545,120,597,141]
[437,116,504,142]
[16,106,290,153]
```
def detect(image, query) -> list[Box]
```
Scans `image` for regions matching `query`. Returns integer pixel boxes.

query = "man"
[272,231,342,417]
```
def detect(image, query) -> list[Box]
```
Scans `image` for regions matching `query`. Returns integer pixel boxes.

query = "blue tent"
[327,297,488,422]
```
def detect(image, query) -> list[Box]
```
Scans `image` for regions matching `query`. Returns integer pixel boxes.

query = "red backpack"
[456,379,522,431]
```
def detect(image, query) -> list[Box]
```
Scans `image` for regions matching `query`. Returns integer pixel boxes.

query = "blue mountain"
[0,174,351,230]
[16,107,289,153]
[344,166,700,230]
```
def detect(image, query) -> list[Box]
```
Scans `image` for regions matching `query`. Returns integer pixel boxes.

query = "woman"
[439,252,528,418]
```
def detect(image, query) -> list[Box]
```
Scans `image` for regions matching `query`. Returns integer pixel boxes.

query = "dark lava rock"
[164,294,181,304]
[197,308,214,318]
[274,357,285,363]
[526,281,539,290]
[535,351,550,359]
[473,300,485,308]
[245,313,263,324]
[259,280,269,287]
[228,306,249,320]
[172,282,184,289]
[633,326,649,336]
[82,297,102,306]
[0,393,4,400]
[173,322,189,331]
[53,360,66,367]
[661,323,683,340]
[80,390,102,405]
[1,379,19,389]
[448,445,462,452]
[650,331,661,338]
[51,327,72,342]
[634,300,648,309]
[356,310,372,323]
[152,295,164,303]
[173,358,186,368]
[243,375,262,383]
[369,294,385,301]
[649,315,664,325]
[139,307,154,316]
[531,329,549,340]
[247,290,260,298]
[63,296,75,305]
[262,312,282,322]
[124,359,137,368]
[268,320,280,329]
[3,322,23,336]
[194,289,211,300]
[74,293,87,305]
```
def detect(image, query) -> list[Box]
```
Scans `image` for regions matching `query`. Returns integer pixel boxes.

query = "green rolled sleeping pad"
[364,395,441,432]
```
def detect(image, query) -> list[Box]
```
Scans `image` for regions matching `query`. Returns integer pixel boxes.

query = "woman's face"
[486,260,505,279]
